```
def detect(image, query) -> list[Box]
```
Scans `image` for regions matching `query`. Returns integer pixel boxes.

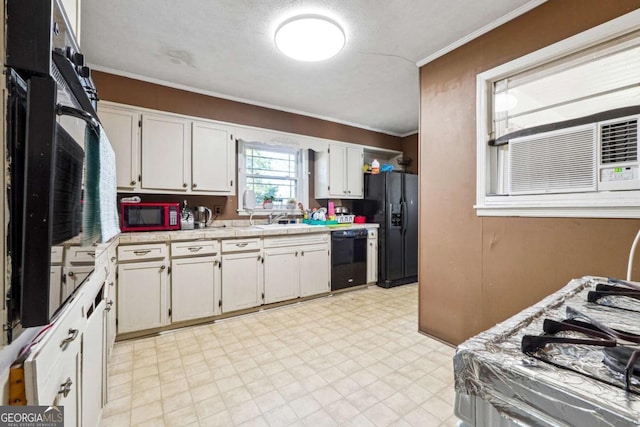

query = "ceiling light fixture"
[275,15,345,62]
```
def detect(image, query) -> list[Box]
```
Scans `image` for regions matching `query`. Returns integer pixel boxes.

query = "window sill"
[476,192,640,218]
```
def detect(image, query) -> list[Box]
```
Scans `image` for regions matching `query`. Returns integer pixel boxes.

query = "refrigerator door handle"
[401,201,407,234]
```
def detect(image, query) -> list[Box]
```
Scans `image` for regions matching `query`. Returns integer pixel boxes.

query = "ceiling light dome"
[275,15,345,62]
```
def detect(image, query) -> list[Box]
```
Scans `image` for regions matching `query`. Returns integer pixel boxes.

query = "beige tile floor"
[101,283,457,426]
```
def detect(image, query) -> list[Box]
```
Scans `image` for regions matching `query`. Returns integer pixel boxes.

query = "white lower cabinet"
[50,265,63,316]
[171,256,220,322]
[63,266,92,301]
[367,228,378,284]
[117,244,169,334]
[263,234,331,302]
[24,241,117,427]
[83,298,105,427]
[299,244,331,297]
[28,302,83,427]
[221,249,263,313]
[50,246,64,317]
[117,260,169,333]
[263,248,298,304]
[104,246,117,356]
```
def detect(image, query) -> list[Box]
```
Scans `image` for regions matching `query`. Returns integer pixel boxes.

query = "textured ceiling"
[81,0,537,136]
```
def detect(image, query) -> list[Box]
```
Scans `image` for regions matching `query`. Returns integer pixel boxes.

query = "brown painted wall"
[94,72,405,219]
[418,1,640,345]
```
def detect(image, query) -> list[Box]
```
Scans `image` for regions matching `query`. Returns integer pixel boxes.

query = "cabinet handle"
[257,255,261,261]
[67,271,75,277]
[235,243,248,247]
[160,265,166,270]
[111,256,116,263]
[183,183,188,188]
[214,260,220,266]
[187,246,203,252]
[106,300,114,311]
[130,180,136,186]
[133,249,151,256]
[60,329,79,350]
[295,251,298,256]
[193,183,198,188]
[87,252,96,257]
[109,281,114,287]
[58,378,73,398]
[301,251,305,256]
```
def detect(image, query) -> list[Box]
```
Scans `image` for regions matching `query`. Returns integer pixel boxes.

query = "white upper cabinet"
[98,104,141,191]
[98,102,238,195]
[141,113,191,192]
[191,121,235,194]
[345,146,364,198]
[315,143,364,199]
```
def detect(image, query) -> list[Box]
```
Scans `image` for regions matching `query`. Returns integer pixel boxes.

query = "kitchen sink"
[255,223,318,229]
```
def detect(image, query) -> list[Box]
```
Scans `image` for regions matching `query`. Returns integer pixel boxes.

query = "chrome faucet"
[268,212,289,224]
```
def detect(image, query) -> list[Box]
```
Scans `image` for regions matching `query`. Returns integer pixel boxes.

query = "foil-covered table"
[454,276,640,427]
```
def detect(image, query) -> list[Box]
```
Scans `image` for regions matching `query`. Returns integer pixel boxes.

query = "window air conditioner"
[508,115,639,195]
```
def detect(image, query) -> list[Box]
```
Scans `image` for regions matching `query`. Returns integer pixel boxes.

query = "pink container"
[328,201,335,216]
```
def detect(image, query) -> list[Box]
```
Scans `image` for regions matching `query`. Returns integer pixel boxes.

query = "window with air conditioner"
[476,10,640,218]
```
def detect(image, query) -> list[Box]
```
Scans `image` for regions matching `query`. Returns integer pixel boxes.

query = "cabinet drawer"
[66,246,98,265]
[25,293,84,403]
[171,240,220,258]
[264,233,329,249]
[51,246,64,265]
[221,238,261,253]
[118,243,167,262]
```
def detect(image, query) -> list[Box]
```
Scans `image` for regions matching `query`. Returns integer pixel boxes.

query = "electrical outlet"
[214,205,222,215]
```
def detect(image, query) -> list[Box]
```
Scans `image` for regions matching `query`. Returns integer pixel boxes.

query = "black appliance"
[331,229,368,291]
[354,172,418,288]
[6,0,100,338]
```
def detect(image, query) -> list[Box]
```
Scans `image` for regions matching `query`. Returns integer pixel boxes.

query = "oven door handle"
[56,104,100,135]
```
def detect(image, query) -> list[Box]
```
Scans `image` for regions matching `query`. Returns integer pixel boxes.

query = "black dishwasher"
[331,229,368,291]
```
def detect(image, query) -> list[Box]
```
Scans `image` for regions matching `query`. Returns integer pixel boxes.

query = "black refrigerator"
[354,172,418,288]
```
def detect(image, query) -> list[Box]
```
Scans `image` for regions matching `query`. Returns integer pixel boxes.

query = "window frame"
[475,9,640,219]
[237,140,309,215]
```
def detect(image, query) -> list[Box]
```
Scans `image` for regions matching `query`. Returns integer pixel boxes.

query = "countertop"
[117,222,379,244]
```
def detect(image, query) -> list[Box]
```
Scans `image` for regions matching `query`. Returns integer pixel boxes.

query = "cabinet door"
[63,266,92,302]
[192,122,235,194]
[171,256,219,322]
[49,266,62,318]
[299,245,330,297]
[221,252,262,313]
[329,144,347,196]
[117,260,169,333]
[83,300,105,427]
[98,105,140,190]
[263,248,298,304]
[346,146,364,198]
[367,232,378,283]
[105,250,118,355]
[141,113,191,192]
[53,345,81,427]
